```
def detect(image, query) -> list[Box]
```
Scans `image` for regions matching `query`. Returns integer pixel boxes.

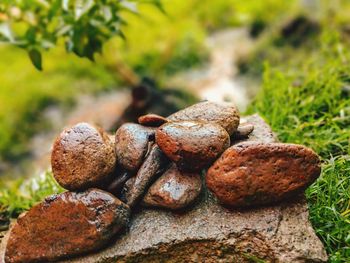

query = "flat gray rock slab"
[0,115,328,263]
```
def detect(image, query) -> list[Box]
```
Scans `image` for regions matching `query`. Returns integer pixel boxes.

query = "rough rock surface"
[138,114,168,127]
[4,189,130,263]
[115,123,155,171]
[156,120,230,171]
[206,142,321,207]
[143,164,202,210]
[167,101,240,135]
[51,123,116,190]
[0,115,327,263]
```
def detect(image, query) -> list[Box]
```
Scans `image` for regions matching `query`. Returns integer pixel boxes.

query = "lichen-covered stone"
[51,123,116,191]
[206,142,321,207]
[138,114,168,127]
[156,120,230,171]
[115,123,155,171]
[4,189,130,263]
[143,164,202,210]
[167,101,240,135]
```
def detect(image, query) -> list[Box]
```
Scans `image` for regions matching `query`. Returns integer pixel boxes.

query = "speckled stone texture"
[0,115,327,263]
[3,189,130,263]
[206,142,321,207]
[167,101,240,135]
[51,123,116,191]
[156,120,230,172]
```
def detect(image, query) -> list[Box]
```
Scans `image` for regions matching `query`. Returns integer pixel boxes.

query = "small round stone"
[167,101,240,135]
[138,114,168,127]
[156,120,230,172]
[115,123,155,171]
[143,164,202,210]
[231,122,254,140]
[206,142,321,207]
[51,123,116,191]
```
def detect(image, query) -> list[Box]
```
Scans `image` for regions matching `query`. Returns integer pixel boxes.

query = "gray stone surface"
[0,115,328,263]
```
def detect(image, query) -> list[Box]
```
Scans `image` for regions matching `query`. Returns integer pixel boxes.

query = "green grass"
[246,32,350,262]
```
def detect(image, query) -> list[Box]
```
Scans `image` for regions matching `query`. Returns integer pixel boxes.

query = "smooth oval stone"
[206,142,321,207]
[51,123,116,191]
[5,189,130,263]
[167,101,240,135]
[143,164,202,210]
[115,123,155,171]
[231,122,254,140]
[138,113,168,127]
[156,121,230,172]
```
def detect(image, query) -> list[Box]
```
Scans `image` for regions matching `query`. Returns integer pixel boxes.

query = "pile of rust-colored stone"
[4,101,321,263]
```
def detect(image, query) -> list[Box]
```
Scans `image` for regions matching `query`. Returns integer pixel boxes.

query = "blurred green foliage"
[0,0,163,69]
[0,0,297,162]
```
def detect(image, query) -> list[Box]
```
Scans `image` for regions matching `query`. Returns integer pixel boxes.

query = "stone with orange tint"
[5,189,130,263]
[167,101,240,135]
[143,164,202,210]
[115,123,155,171]
[51,123,116,191]
[138,113,168,127]
[206,142,321,207]
[156,120,230,172]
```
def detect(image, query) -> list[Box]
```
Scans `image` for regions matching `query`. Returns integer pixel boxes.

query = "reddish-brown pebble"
[51,123,116,191]
[138,114,168,127]
[167,101,240,135]
[115,123,155,171]
[143,164,202,210]
[206,142,321,207]
[156,120,230,171]
[5,189,130,263]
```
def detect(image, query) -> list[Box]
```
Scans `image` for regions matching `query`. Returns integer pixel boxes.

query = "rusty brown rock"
[143,164,202,210]
[115,123,155,171]
[206,142,321,207]
[106,170,133,197]
[51,123,116,191]
[5,189,130,263]
[125,145,169,207]
[167,101,240,135]
[138,114,168,127]
[156,120,230,172]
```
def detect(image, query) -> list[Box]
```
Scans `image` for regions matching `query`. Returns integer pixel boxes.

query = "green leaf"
[28,49,42,70]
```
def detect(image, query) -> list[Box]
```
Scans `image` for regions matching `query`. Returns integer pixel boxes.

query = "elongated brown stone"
[115,123,155,171]
[156,120,230,172]
[51,123,116,191]
[125,145,169,207]
[138,114,168,127]
[143,164,202,210]
[167,101,240,135]
[206,142,321,207]
[5,189,130,263]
